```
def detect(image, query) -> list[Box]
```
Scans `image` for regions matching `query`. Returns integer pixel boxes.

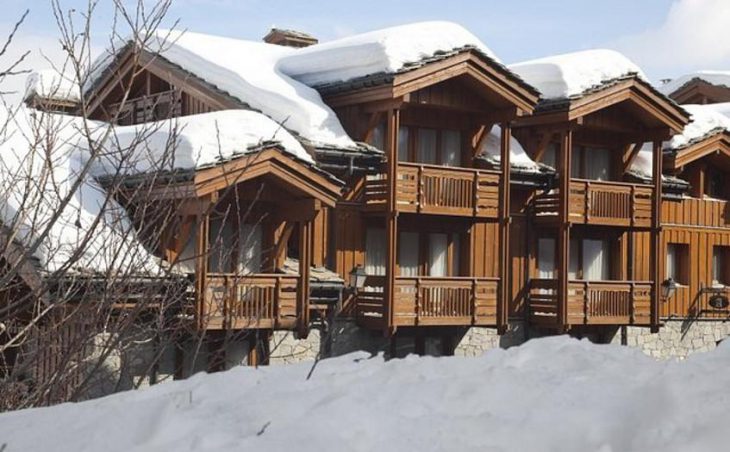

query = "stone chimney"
[263,28,318,48]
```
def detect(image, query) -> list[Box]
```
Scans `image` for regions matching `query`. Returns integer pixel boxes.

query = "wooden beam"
[533,131,555,163]
[557,129,573,331]
[273,222,294,270]
[497,122,511,334]
[195,204,211,331]
[297,218,314,338]
[650,140,662,332]
[362,111,385,143]
[384,108,400,335]
[622,142,644,174]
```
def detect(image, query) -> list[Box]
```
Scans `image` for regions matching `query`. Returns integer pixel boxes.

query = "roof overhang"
[664,130,730,172]
[515,78,690,135]
[122,146,343,208]
[320,50,539,116]
[669,78,730,105]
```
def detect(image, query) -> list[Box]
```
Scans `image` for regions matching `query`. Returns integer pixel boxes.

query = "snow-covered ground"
[2,336,729,452]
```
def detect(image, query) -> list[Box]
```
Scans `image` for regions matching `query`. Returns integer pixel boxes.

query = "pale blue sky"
[2,0,730,101]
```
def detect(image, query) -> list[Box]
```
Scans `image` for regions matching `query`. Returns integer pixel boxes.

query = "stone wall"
[454,322,528,356]
[609,320,730,359]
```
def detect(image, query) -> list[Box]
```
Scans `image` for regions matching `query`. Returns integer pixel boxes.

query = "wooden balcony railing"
[355,276,499,327]
[110,89,182,125]
[534,179,653,227]
[203,273,298,330]
[364,163,500,218]
[529,278,652,326]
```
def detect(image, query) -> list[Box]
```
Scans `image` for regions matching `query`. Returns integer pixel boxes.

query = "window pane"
[370,122,385,150]
[583,239,609,281]
[442,130,461,166]
[429,233,448,277]
[417,129,438,164]
[585,147,611,181]
[451,234,461,276]
[538,238,556,279]
[399,231,419,276]
[666,244,677,280]
[571,145,582,178]
[208,216,235,273]
[365,228,386,276]
[238,223,262,274]
[543,143,557,169]
[569,238,579,279]
[397,126,409,162]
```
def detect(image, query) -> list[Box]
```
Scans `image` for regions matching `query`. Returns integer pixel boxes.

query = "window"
[441,130,462,167]
[369,122,385,150]
[542,143,557,169]
[537,237,556,278]
[398,127,464,166]
[398,232,419,277]
[208,218,262,274]
[712,246,730,286]
[666,243,689,285]
[428,233,448,277]
[397,126,409,162]
[571,145,612,181]
[365,228,386,276]
[416,129,438,164]
[706,170,725,199]
[569,238,611,280]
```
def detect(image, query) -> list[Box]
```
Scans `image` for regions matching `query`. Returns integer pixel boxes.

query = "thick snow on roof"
[666,104,730,151]
[479,125,540,172]
[278,21,499,87]
[660,70,730,95]
[510,49,646,100]
[629,104,730,178]
[3,336,730,451]
[0,107,160,274]
[93,110,311,177]
[87,30,356,149]
[24,69,80,103]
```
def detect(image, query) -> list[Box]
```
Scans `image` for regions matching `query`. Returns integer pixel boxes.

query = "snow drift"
[1,336,729,452]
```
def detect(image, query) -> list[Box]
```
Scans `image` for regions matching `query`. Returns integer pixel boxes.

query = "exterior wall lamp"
[349,265,367,293]
[661,277,678,300]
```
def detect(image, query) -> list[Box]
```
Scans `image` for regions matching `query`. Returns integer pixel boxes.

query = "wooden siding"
[661,197,730,319]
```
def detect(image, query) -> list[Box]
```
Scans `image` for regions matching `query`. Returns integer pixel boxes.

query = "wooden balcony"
[356,275,499,328]
[534,179,653,227]
[110,89,182,125]
[364,163,500,218]
[529,278,652,326]
[203,273,299,330]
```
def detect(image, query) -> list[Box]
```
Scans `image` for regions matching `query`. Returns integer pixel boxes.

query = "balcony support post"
[384,108,401,335]
[557,129,573,331]
[194,194,215,331]
[650,140,662,332]
[497,123,511,333]
[297,217,314,339]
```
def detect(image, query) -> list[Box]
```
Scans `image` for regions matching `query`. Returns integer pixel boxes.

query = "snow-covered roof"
[86,30,356,150]
[660,70,730,95]
[0,106,160,274]
[93,109,312,177]
[278,21,499,87]
[665,104,730,151]
[479,126,541,173]
[24,70,80,103]
[509,49,646,101]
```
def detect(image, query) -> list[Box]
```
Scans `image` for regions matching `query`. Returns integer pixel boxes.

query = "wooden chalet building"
[661,71,730,105]
[12,23,730,387]
[509,51,690,334]
[661,104,730,320]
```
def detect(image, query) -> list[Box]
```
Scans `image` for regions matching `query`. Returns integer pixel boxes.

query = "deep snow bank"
[1,336,729,452]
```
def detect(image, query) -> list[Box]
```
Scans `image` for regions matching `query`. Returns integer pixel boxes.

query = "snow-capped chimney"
[263,28,318,48]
